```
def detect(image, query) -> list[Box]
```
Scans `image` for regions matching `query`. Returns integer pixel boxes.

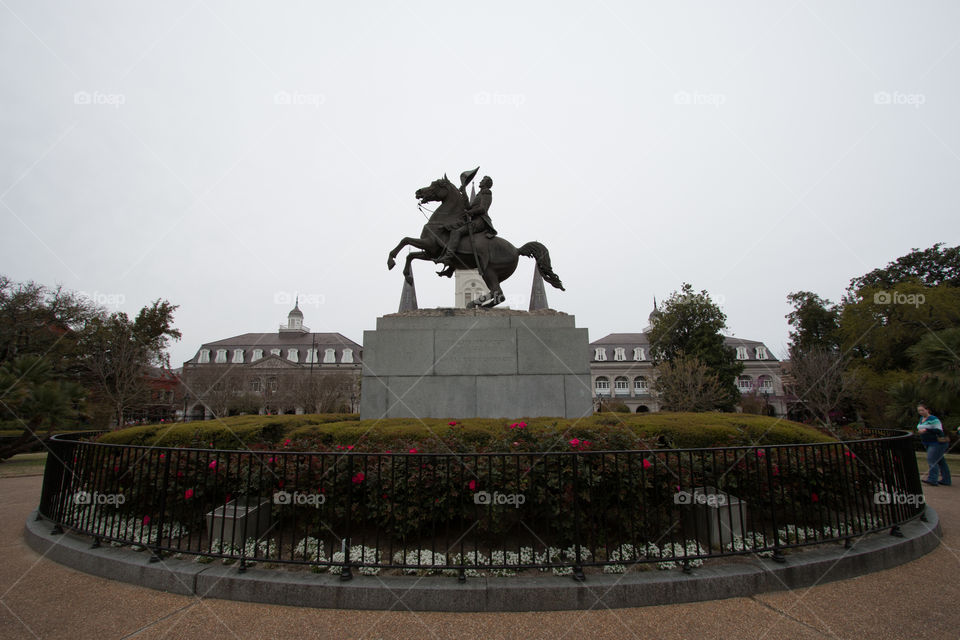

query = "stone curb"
[24,509,940,611]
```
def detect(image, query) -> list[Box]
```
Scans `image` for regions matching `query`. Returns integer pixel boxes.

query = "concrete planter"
[205,497,272,546]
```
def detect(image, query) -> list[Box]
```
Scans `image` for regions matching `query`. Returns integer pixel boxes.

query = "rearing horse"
[387,175,564,307]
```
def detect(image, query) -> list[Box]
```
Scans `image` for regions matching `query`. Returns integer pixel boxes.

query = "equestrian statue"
[387,168,565,308]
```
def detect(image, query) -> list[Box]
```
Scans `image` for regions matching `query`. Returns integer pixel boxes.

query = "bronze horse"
[387,175,564,307]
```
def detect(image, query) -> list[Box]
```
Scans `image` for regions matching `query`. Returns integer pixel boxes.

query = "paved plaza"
[1,474,958,639]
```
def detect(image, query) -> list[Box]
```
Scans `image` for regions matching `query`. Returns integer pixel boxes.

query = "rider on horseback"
[438,174,497,267]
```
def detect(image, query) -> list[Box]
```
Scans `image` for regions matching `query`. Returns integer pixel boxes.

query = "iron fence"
[37,429,924,580]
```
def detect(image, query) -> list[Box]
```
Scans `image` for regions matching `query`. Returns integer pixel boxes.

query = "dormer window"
[342,348,354,363]
[736,346,748,360]
[633,347,645,361]
[232,349,244,363]
[251,349,263,362]
[270,349,281,357]
[287,349,299,362]
[614,347,626,361]
[198,349,210,364]
[323,348,336,363]
[215,349,227,363]
[595,348,607,361]
[305,348,318,363]
[755,346,768,360]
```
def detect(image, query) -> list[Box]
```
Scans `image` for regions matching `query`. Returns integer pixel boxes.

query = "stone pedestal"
[359,309,593,420]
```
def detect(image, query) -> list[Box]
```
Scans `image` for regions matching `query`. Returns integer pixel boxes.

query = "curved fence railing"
[37,429,924,580]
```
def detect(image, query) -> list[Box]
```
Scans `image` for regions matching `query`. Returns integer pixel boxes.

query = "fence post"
[572,452,585,581]
[764,447,785,563]
[341,454,353,581]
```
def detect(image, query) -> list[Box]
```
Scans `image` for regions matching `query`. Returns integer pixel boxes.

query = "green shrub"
[95,412,832,451]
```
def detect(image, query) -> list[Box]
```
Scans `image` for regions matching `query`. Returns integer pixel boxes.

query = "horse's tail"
[518,241,565,291]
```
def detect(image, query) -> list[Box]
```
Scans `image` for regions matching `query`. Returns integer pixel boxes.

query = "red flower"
[159,453,165,460]
[283,439,291,446]
[409,448,418,454]
[113,465,120,473]
[382,493,388,499]
[844,451,856,459]
[569,438,580,447]
[208,460,217,470]
[346,445,354,451]
[184,488,194,500]
[518,422,527,428]
[448,421,457,426]
[278,480,284,488]
[352,472,365,484]
[811,492,819,502]
[642,459,653,470]
[469,480,476,491]
[755,449,765,458]
[268,457,275,463]
[142,515,151,525]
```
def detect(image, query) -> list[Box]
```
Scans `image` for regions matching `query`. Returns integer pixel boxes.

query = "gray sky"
[2,1,958,368]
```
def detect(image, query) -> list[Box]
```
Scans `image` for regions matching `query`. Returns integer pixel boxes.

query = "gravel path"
[1,474,957,639]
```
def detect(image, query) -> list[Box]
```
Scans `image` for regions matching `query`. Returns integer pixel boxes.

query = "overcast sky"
[2,1,958,368]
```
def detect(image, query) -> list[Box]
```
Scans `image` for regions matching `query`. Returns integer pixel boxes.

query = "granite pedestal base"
[359,309,592,420]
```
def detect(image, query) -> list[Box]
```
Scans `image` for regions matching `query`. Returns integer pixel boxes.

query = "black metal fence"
[37,429,924,580]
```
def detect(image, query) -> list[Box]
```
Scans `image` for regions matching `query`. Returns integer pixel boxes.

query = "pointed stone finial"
[398,278,418,312]
[529,270,549,311]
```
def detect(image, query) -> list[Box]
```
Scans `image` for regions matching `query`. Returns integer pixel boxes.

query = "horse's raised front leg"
[403,251,431,285]
[388,237,431,270]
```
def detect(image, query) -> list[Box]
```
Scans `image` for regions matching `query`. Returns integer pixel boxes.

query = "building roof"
[184,332,361,365]
[590,333,778,362]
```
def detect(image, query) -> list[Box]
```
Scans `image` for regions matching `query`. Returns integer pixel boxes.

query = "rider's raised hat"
[459,167,480,187]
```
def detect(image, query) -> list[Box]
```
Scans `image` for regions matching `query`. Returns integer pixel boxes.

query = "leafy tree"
[785,291,840,358]
[0,356,85,461]
[651,354,727,412]
[648,283,742,409]
[0,276,97,372]
[839,281,960,372]
[847,243,960,292]
[79,301,180,428]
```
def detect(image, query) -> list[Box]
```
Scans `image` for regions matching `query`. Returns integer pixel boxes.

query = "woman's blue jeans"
[924,441,951,485]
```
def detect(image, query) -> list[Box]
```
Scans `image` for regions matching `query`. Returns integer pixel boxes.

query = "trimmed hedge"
[96,412,833,451]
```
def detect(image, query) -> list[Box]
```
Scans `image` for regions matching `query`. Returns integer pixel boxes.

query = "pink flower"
[582,440,591,447]
[284,439,291,446]
[409,448,418,454]
[468,480,476,491]
[346,445,354,451]
[184,488,194,500]
[642,459,653,470]
[268,457,275,463]
[512,441,520,447]
[509,423,517,429]
[336,445,343,450]
[448,421,457,426]
[159,453,165,460]
[518,422,527,428]
[844,451,856,459]
[142,515,151,525]
[352,472,365,484]
[755,449,765,457]
[569,438,580,447]
[208,460,217,470]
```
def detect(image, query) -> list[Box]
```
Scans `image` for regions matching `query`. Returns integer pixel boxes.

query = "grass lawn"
[0,452,47,478]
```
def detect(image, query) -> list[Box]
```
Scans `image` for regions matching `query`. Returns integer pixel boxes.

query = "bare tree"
[186,366,245,418]
[652,354,727,412]
[785,346,857,427]
[293,373,354,413]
